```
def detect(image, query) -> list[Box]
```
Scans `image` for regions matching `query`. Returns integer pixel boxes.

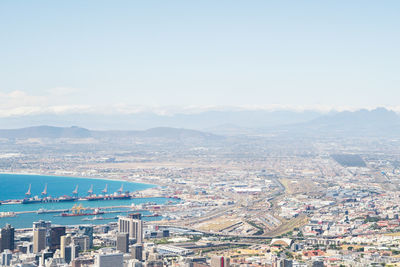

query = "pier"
[10,205,162,217]
[0,182,170,205]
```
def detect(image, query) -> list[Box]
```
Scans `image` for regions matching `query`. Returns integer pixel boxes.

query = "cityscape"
[1,115,400,266]
[1,1,400,266]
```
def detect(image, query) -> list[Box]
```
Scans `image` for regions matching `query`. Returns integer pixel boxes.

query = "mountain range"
[0,125,220,141]
[0,108,398,139]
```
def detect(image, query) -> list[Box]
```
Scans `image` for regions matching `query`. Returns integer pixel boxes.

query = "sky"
[0,0,399,117]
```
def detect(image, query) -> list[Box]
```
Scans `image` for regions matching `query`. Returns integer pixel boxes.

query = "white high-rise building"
[118,213,143,243]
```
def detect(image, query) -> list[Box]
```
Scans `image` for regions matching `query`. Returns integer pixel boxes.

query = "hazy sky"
[0,1,399,116]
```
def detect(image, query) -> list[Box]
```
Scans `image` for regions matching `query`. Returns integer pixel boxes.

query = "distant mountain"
[0,126,92,139]
[274,108,400,137]
[92,127,221,140]
[0,125,221,141]
[0,108,398,140]
[0,110,323,131]
[310,107,400,128]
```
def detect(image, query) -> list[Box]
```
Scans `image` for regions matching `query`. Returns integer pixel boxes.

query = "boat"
[37,208,68,214]
[22,184,78,204]
[61,204,104,217]
[22,195,78,204]
[19,183,132,205]
[22,197,43,204]
[85,193,131,201]
[61,211,104,217]
[82,216,118,221]
[56,195,79,202]
[0,212,16,218]
[0,200,21,205]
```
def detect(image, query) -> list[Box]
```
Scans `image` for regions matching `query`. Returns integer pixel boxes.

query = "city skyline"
[1,1,400,266]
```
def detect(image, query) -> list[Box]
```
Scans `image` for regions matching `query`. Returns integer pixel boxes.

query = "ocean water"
[0,173,177,228]
[0,173,153,201]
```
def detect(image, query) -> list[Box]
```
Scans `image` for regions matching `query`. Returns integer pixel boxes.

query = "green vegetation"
[246,221,264,235]
[329,244,338,250]
[285,251,293,259]
[370,223,382,230]
[200,244,249,254]
[265,214,309,237]
[154,238,172,244]
[364,216,381,223]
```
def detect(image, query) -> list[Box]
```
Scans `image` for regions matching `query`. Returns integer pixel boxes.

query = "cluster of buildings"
[0,214,148,267]
[3,126,400,266]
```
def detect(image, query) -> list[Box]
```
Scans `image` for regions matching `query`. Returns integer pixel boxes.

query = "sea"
[0,173,177,228]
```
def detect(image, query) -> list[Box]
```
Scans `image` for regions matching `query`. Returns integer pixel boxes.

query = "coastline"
[0,173,177,229]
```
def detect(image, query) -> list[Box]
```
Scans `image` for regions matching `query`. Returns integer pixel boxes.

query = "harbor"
[1,183,178,205]
[0,174,180,228]
[0,198,176,228]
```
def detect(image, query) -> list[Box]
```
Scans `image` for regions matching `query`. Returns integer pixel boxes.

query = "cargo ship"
[61,204,104,217]
[22,195,78,204]
[37,208,68,214]
[61,210,104,217]
[22,197,43,204]
[82,216,118,221]
[22,184,78,204]
[0,212,16,218]
[20,183,133,204]
[86,194,131,201]
[85,184,131,201]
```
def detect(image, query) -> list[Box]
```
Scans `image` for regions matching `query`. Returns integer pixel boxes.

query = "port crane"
[87,185,93,195]
[118,184,124,194]
[25,184,31,197]
[102,184,108,194]
[72,185,78,196]
[41,184,47,196]
[71,204,85,214]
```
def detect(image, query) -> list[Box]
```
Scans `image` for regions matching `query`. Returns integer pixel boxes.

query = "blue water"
[0,174,177,228]
[0,173,154,201]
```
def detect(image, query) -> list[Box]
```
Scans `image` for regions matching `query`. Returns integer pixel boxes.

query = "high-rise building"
[33,220,51,248]
[130,244,143,261]
[0,224,14,252]
[116,232,129,253]
[60,234,72,260]
[77,225,93,248]
[33,220,51,230]
[0,249,12,266]
[62,244,78,264]
[33,228,47,253]
[118,213,143,243]
[96,253,123,267]
[71,244,79,262]
[49,226,66,251]
[72,235,90,252]
[64,246,72,264]
[210,256,230,267]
